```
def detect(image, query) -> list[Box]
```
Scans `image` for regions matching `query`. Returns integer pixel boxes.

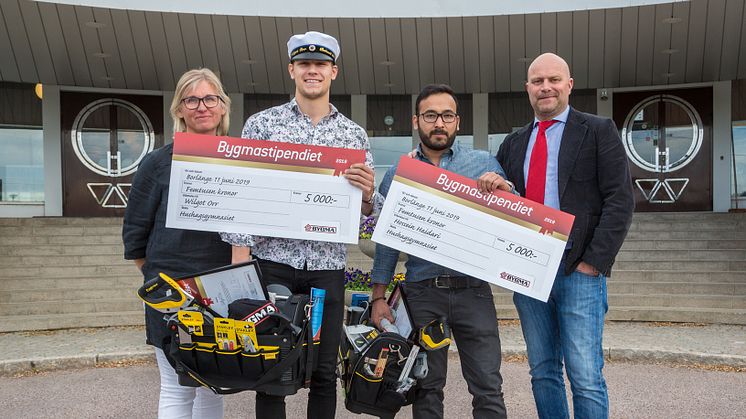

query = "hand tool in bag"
[412,351,428,379]
[418,317,451,351]
[396,345,420,385]
[138,272,192,313]
[379,318,400,335]
[373,347,390,378]
[167,306,217,348]
[139,272,220,317]
[266,284,292,303]
[235,320,258,352]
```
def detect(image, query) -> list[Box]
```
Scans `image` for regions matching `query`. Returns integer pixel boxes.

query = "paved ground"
[1,355,744,418]
[1,321,744,417]
[1,321,744,376]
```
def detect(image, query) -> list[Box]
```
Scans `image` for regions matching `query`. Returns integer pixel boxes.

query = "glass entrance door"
[614,88,712,211]
[61,93,164,216]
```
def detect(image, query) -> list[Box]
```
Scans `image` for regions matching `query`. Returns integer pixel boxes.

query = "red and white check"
[371,157,575,301]
[165,133,365,244]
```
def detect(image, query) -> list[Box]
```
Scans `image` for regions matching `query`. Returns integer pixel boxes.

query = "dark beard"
[418,127,456,151]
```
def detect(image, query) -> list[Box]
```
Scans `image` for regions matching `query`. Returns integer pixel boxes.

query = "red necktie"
[525,120,557,204]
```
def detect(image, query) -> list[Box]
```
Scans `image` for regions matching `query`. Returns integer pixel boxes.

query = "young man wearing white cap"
[221,31,379,419]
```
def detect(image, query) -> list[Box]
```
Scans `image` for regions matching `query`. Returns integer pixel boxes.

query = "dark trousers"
[253,259,345,419]
[404,279,507,419]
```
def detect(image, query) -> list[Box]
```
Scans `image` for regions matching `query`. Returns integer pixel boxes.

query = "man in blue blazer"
[479,53,634,418]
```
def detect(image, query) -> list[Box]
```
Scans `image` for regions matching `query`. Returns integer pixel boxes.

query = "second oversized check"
[372,157,575,302]
[165,133,365,244]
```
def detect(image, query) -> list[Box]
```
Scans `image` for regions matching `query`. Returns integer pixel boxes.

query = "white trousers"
[154,347,224,419]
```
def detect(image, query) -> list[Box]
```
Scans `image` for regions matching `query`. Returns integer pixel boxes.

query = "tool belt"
[163,294,318,396]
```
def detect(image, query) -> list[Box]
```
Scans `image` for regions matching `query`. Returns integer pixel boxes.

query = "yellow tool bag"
[138,264,319,396]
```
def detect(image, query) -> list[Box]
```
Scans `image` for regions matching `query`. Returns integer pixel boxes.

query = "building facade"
[2,0,746,217]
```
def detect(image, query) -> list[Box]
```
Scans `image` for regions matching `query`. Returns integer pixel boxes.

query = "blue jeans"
[514,264,609,419]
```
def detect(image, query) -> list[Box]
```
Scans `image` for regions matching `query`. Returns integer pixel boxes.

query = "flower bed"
[344,268,404,292]
[359,215,376,239]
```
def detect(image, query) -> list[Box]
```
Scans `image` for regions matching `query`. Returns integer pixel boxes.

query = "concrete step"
[624,230,746,240]
[1,276,141,291]
[0,254,131,268]
[0,217,123,227]
[627,220,746,232]
[1,265,139,279]
[492,293,746,309]
[0,234,125,246]
[0,311,144,332]
[616,249,746,261]
[626,213,746,230]
[0,287,142,303]
[608,294,746,309]
[0,225,121,238]
[612,270,746,283]
[494,305,519,320]
[630,212,746,222]
[0,298,142,316]
[0,244,123,257]
[493,304,746,325]
[492,281,746,296]
[613,260,746,272]
[621,240,746,250]
[606,306,746,325]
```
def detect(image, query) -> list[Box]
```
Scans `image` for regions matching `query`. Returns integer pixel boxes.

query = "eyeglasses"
[181,95,223,110]
[418,111,458,124]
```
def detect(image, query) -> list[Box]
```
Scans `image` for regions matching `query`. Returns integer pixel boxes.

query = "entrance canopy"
[1,1,744,94]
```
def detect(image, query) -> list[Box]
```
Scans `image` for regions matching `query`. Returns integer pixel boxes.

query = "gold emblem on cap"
[309,45,316,51]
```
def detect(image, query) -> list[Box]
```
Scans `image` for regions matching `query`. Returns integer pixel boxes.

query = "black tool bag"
[340,332,417,419]
[164,294,318,396]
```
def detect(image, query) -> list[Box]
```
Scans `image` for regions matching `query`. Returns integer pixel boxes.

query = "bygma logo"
[304,224,338,234]
[243,302,278,325]
[500,271,532,288]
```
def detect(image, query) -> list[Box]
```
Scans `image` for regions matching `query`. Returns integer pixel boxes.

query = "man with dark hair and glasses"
[370,84,512,419]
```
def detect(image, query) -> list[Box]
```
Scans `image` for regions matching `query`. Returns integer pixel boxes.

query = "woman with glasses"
[123,68,232,419]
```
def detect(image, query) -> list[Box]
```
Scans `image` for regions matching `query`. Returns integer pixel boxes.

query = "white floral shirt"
[220,98,382,270]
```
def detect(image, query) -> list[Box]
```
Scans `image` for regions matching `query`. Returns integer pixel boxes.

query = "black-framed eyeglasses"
[181,95,223,110]
[418,111,458,123]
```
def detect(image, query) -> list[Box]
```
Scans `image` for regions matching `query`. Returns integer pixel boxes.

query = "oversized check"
[371,157,575,302]
[165,133,365,244]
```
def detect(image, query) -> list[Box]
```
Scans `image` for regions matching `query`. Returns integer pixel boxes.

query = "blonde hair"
[170,68,231,136]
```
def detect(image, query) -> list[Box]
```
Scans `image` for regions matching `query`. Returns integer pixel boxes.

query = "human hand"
[477,172,512,193]
[575,261,600,276]
[231,246,252,264]
[344,163,375,203]
[371,298,395,330]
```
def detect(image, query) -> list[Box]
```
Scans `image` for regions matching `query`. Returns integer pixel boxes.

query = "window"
[0,82,43,202]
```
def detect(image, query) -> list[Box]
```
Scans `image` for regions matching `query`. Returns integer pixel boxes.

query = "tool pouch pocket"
[194,345,220,376]
[343,333,416,418]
